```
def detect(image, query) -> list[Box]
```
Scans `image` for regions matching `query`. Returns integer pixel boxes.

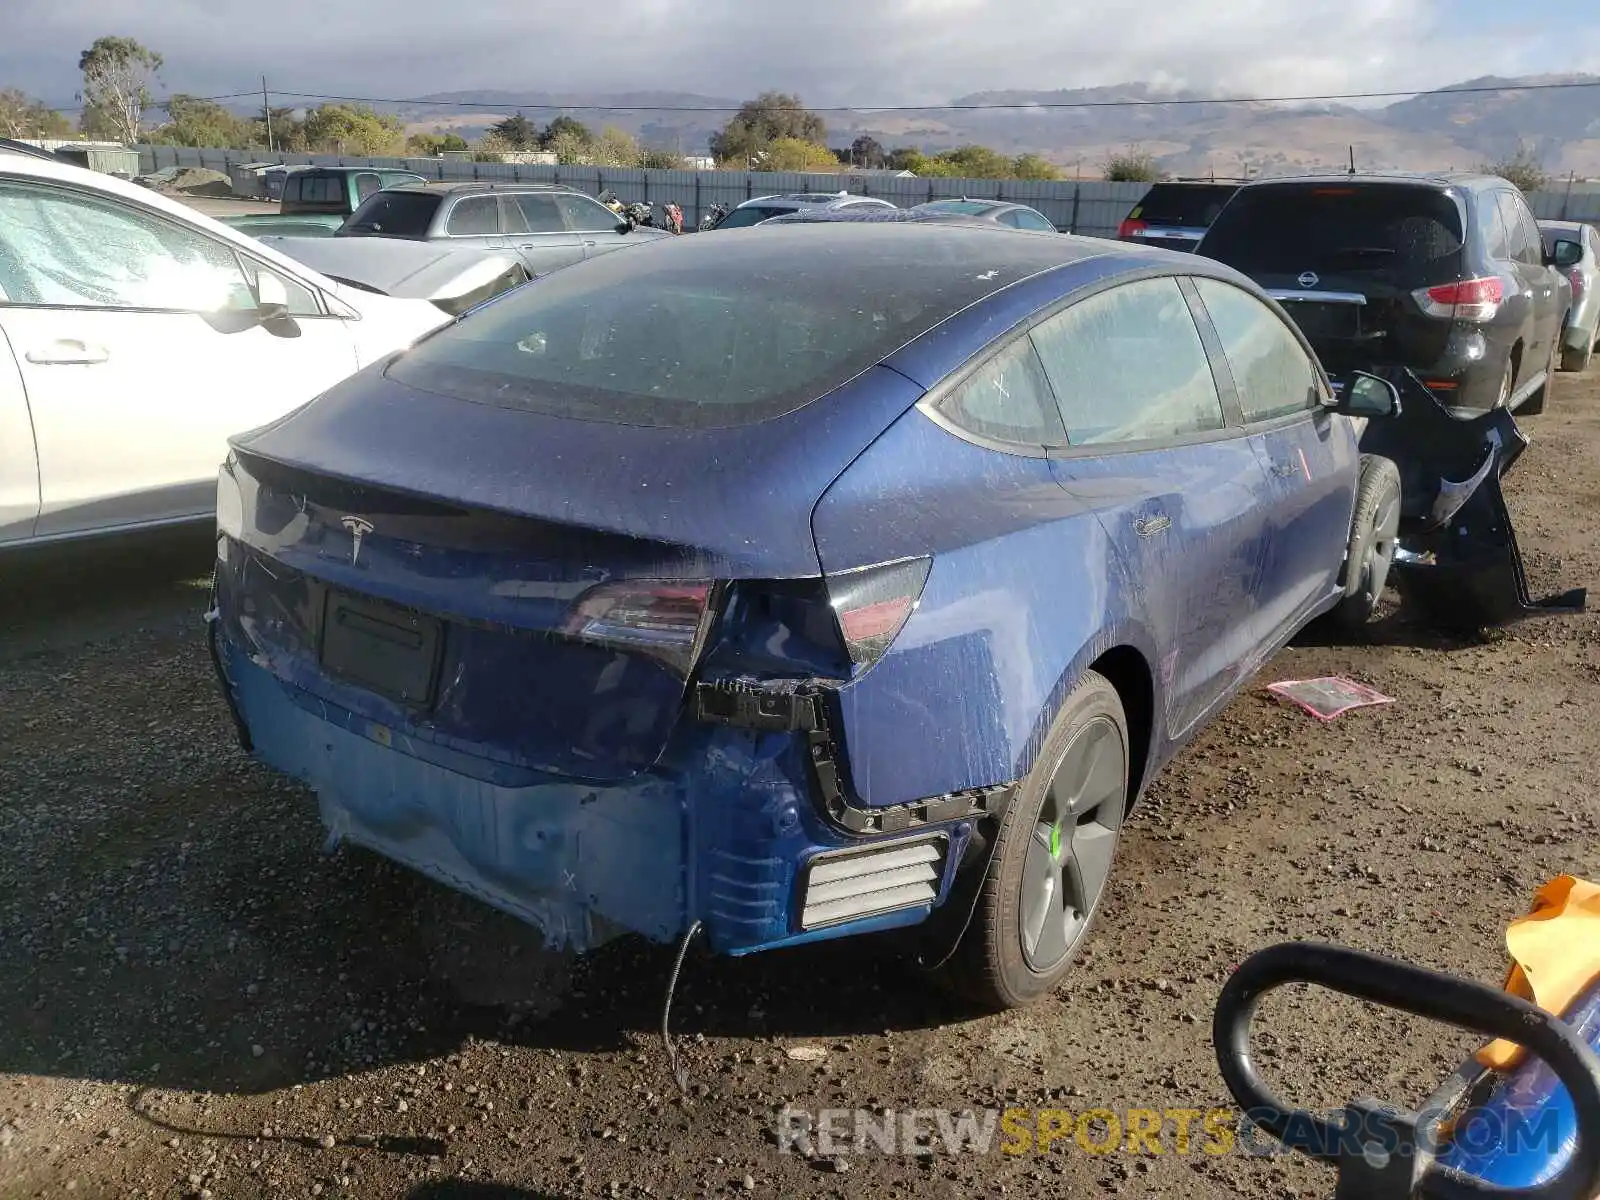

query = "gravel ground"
[3,377,1599,1200]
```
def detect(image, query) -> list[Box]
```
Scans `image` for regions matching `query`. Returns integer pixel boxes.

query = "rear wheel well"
[1089,646,1153,812]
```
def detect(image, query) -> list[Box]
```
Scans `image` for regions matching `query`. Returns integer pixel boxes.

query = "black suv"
[1198,174,1580,413]
[1116,181,1241,252]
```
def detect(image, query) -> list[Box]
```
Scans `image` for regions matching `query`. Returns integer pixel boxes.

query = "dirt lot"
[3,376,1599,1200]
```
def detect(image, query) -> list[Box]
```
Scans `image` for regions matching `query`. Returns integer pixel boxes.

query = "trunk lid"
[221,365,923,783]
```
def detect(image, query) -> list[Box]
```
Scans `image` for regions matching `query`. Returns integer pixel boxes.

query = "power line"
[260,77,1600,114]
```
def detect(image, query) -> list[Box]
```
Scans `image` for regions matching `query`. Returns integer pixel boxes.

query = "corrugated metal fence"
[135,144,1149,237]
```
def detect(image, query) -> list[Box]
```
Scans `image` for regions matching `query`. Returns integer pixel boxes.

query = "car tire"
[1521,336,1559,415]
[1330,455,1401,632]
[943,669,1128,1011]
[1561,336,1593,374]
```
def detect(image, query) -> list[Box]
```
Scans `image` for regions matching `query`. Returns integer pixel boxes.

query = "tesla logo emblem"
[1298,271,1319,288]
[341,516,374,565]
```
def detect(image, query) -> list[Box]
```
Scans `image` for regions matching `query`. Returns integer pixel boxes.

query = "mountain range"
[390,74,1600,178]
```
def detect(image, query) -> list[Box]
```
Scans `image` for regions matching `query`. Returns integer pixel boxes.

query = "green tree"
[546,128,589,165]
[760,136,838,172]
[253,105,304,151]
[489,113,539,149]
[931,144,1014,179]
[77,35,163,143]
[540,115,591,150]
[300,103,405,155]
[639,147,687,170]
[849,134,885,169]
[591,125,641,167]
[885,146,922,172]
[1011,153,1060,181]
[1103,147,1163,183]
[0,88,71,138]
[407,131,469,155]
[709,92,827,165]
[149,94,254,148]
[1483,142,1548,193]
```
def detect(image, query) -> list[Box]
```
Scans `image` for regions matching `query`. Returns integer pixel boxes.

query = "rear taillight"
[1413,276,1504,322]
[1570,267,1585,303]
[1118,217,1148,240]
[566,580,716,674]
[826,557,932,668]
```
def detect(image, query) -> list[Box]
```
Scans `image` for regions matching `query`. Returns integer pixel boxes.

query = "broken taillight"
[566,580,716,674]
[1413,276,1504,322]
[826,557,933,668]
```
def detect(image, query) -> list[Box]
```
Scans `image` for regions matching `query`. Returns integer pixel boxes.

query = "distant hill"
[378,75,1600,178]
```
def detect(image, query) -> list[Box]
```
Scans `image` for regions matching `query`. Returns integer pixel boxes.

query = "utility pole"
[261,76,274,152]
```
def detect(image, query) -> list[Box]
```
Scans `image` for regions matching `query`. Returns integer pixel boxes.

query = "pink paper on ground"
[1266,677,1395,721]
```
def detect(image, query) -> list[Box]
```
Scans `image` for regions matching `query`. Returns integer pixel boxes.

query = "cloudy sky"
[4,0,1597,110]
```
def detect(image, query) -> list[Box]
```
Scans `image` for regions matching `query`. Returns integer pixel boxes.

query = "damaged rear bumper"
[214,635,977,956]
[1358,371,1587,628]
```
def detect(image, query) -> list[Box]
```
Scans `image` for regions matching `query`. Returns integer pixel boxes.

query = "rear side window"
[716,204,798,229]
[1496,192,1543,266]
[1478,194,1511,259]
[516,194,566,233]
[1202,185,1464,276]
[342,190,440,237]
[1012,210,1056,232]
[447,196,500,236]
[1195,279,1322,423]
[353,172,381,202]
[934,337,1065,447]
[1030,277,1226,445]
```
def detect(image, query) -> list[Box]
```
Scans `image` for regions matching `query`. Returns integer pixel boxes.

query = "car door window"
[1015,210,1056,232]
[517,194,568,233]
[0,181,254,312]
[1193,278,1321,424]
[237,257,323,317]
[1478,193,1510,259]
[555,194,622,234]
[1031,276,1226,445]
[499,196,530,235]
[933,334,1066,448]
[997,210,1022,228]
[353,173,382,203]
[447,196,500,236]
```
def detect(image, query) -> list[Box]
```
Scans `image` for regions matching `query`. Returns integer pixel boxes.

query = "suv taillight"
[1118,217,1148,240]
[1569,267,1585,303]
[1413,276,1504,322]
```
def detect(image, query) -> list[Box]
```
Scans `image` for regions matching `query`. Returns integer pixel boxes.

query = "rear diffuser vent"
[799,835,948,931]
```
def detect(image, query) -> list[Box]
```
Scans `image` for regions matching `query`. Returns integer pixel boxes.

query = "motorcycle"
[625,201,653,229]
[699,202,729,232]
[1216,877,1600,1197]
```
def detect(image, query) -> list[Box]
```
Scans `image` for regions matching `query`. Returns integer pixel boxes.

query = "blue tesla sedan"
[210,222,1397,1008]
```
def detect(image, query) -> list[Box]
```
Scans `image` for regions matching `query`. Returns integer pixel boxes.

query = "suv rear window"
[387,225,1081,429]
[340,190,440,238]
[1202,184,1464,275]
[716,204,798,229]
[1128,184,1239,228]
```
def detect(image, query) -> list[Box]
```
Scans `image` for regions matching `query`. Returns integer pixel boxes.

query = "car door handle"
[583,239,598,247]
[26,340,109,365]
[1133,514,1172,538]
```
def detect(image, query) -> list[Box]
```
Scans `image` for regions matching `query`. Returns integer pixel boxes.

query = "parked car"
[336,181,670,276]
[706,191,896,229]
[280,166,429,218]
[1539,219,1600,372]
[911,198,1059,231]
[0,154,453,549]
[211,221,1418,1010]
[256,235,530,316]
[1117,181,1241,251]
[1199,173,1578,414]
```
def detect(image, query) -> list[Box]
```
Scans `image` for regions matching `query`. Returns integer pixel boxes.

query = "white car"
[0,155,454,549]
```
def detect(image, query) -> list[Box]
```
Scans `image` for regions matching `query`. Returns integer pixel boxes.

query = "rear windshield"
[1202,184,1464,275]
[286,174,344,204]
[716,204,798,229]
[1129,184,1239,227]
[386,225,1082,428]
[920,200,1000,216]
[340,190,440,237]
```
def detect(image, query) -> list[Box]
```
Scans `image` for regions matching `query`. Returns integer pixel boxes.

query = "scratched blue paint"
[1438,983,1600,1187]
[212,225,1364,958]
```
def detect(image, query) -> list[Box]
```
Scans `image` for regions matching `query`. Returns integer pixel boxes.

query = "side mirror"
[255,270,291,322]
[615,219,632,235]
[1330,371,1400,418]
[1551,238,1584,270]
